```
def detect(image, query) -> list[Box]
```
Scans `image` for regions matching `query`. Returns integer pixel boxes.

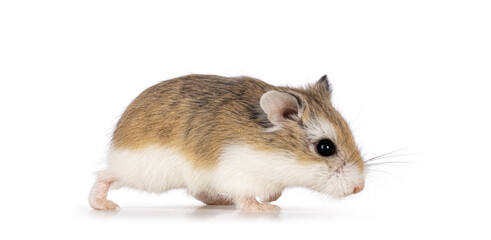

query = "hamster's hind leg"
[89,175,119,210]
[194,192,234,205]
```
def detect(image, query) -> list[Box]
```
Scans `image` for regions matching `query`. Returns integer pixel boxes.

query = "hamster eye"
[316,139,336,157]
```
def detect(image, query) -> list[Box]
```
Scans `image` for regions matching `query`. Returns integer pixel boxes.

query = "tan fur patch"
[111,74,363,172]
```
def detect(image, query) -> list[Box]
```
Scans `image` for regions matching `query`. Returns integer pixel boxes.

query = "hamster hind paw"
[90,199,120,210]
[89,177,119,210]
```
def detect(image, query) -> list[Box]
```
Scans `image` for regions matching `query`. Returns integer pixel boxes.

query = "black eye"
[316,139,336,157]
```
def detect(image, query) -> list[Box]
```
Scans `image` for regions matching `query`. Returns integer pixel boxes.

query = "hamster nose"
[352,183,365,194]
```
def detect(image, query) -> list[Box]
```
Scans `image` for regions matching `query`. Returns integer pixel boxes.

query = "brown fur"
[112,74,363,172]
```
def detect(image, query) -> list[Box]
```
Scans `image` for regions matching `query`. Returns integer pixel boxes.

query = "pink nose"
[353,183,364,194]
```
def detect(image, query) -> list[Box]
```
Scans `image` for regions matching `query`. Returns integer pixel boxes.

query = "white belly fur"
[99,144,326,200]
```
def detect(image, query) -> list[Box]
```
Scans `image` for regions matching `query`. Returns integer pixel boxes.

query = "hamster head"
[259,75,365,197]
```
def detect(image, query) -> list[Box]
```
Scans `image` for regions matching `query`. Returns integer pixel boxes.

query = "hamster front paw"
[236,197,281,212]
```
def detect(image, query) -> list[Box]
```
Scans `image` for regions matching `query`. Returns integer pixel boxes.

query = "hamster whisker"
[345,159,358,170]
[364,168,392,175]
[364,148,409,163]
[365,150,402,161]
[365,161,413,167]
[365,154,415,164]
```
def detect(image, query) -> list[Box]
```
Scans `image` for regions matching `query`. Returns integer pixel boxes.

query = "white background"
[1,0,490,239]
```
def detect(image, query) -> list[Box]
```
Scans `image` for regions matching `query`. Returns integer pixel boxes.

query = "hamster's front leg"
[260,192,282,203]
[236,197,280,212]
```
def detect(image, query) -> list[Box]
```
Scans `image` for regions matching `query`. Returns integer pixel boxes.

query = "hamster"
[89,74,365,212]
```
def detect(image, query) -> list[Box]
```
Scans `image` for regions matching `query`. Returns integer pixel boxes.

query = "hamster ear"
[315,74,332,94]
[260,90,302,125]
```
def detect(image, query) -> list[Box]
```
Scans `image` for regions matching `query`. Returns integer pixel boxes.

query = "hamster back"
[111,74,278,167]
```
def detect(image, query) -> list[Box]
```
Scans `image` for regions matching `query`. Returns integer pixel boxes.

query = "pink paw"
[90,199,120,210]
[240,202,281,212]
